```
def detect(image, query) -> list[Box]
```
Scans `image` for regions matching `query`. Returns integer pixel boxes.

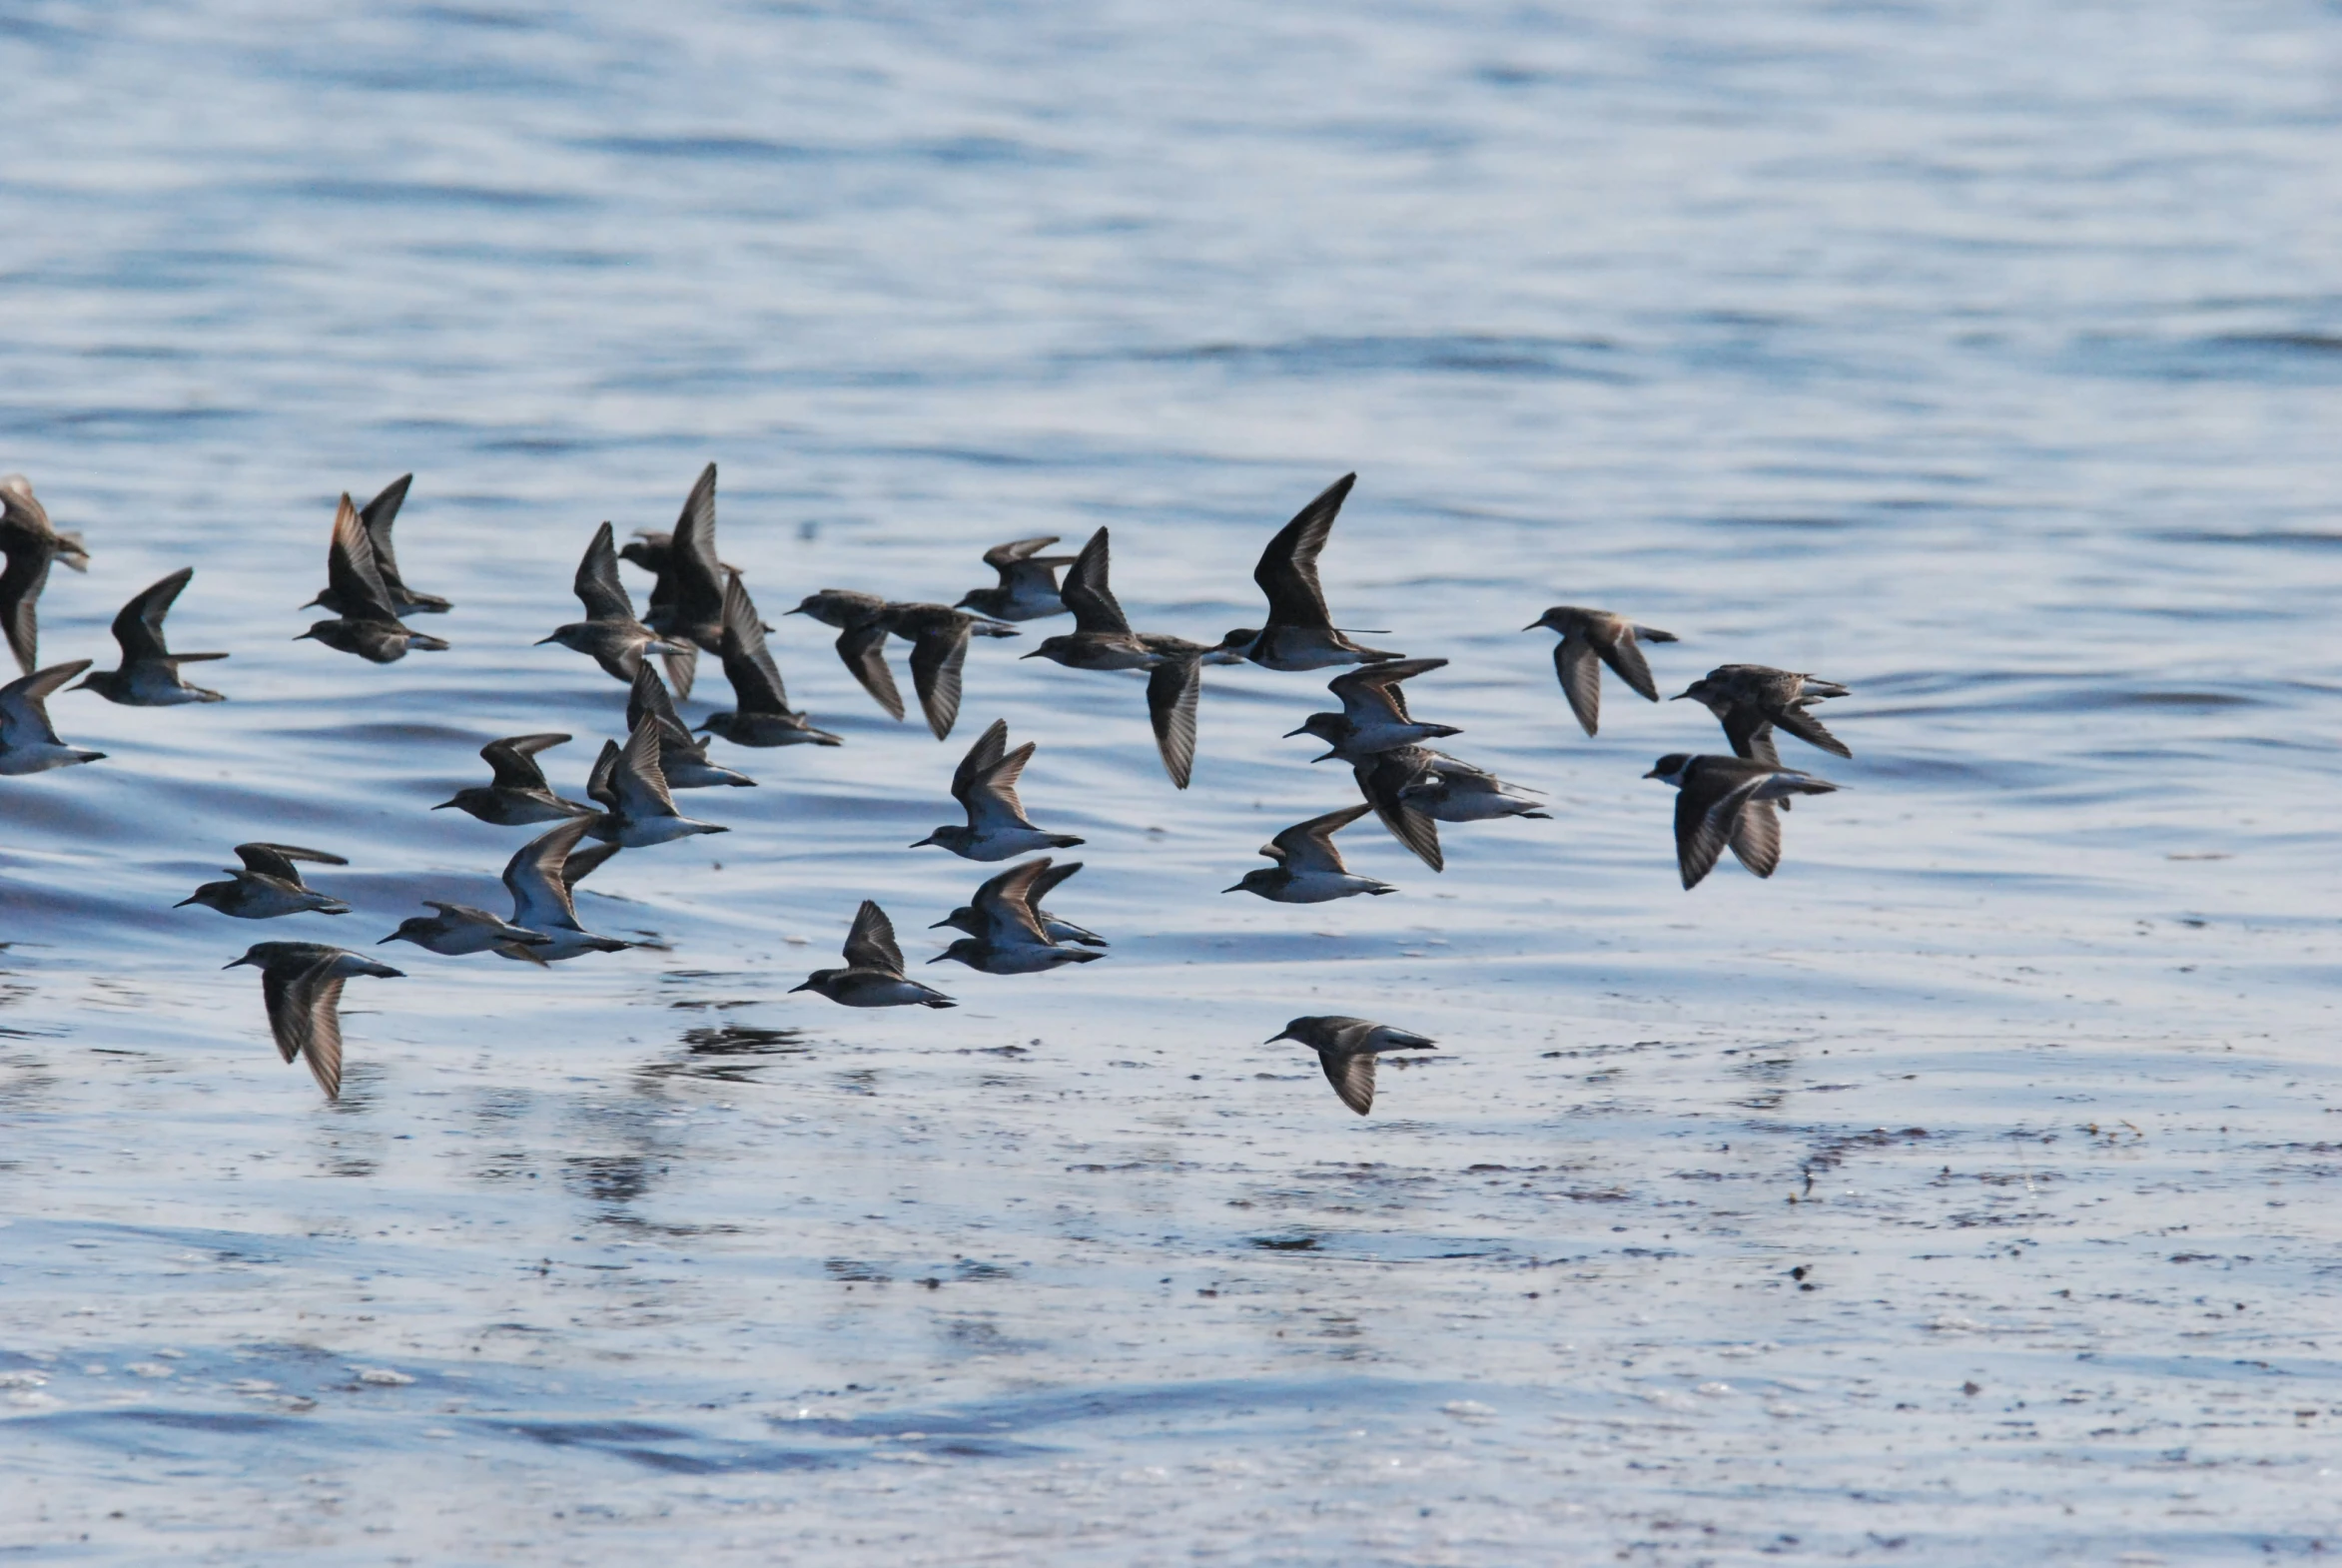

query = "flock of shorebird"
[0,466,1851,1117]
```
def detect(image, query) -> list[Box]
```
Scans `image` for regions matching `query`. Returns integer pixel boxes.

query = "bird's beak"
[1017,649,1044,659]
[1669,690,1692,700]
[1642,766,1664,778]
[1310,750,1336,764]
[429,798,455,810]
[532,634,558,646]
[782,605,806,615]
[1220,884,1243,894]
[787,979,814,993]
[1263,1030,1293,1045]
[292,630,316,642]
[929,917,951,928]
[926,955,950,965]
[1520,619,1544,632]
[1280,724,1307,738]
[378,933,401,945]
[221,956,252,969]
[908,834,938,848]
[175,895,201,908]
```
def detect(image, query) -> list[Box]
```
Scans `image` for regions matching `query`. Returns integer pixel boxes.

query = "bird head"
[1522,607,1569,633]
[1643,753,1692,783]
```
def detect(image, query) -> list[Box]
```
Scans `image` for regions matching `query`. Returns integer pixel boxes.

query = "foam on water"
[4,1,2342,1562]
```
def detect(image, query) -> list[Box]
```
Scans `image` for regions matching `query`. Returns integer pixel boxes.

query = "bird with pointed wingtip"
[956,535,1080,621]
[224,942,404,1102]
[1267,1016,1437,1117]
[179,843,351,919]
[619,517,744,648]
[539,521,693,689]
[626,663,754,788]
[699,573,840,749]
[1214,474,1399,670]
[381,903,551,958]
[787,588,904,720]
[76,568,229,704]
[581,720,728,848]
[1644,752,1840,890]
[1674,664,1852,768]
[1523,606,1677,736]
[1225,804,1397,903]
[495,816,632,963]
[433,733,598,826]
[1349,745,1444,873]
[306,475,449,617]
[0,473,89,677]
[1396,754,1551,824]
[298,494,449,663]
[934,858,1106,948]
[1286,657,1457,762]
[912,718,1084,861]
[929,858,1106,975]
[876,601,1018,742]
[0,660,105,775]
[791,901,956,1008]
[639,463,729,671]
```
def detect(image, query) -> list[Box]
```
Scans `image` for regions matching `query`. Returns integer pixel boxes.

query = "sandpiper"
[496,816,632,962]
[1225,804,1396,903]
[1675,664,1852,767]
[639,462,729,664]
[0,660,105,775]
[0,473,90,676]
[298,494,449,663]
[934,858,1107,948]
[700,573,840,748]
[584,720,728,848]
[307,475,450,617]
[1396,754,1551,823]
[1216,474,1399,670]
[788,588,904,719]
[224,942,404,1101]
[957,535,1079,621]
[179,843,351,919]
[620,520,741,644]
[1267,1015,1437,1117]
[1286,657,1457,762]
[928,858,1104,974]
[434,733,598,826]
[882,601,1018,741]
[539,520,692,688]
[1523,606,1678,737]
[791,900,957,1008]
[75,567,228,704]
[627,663,755,788]
[912,718,1084,861]
[1350,745,1444,872]
[381,903,551,957]
[1644,752,1840,889]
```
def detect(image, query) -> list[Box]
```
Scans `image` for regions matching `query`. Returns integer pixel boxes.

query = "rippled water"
[5,2,2342,1562]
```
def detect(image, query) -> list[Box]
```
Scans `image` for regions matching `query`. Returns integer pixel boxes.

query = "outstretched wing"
[1353,749,1442,872]
[325,493,400,623]
[1060,529,1131,635]
[1729,796,1782,879]
[950,718,1011,808]
[0,536,54,675]
[1773,703,1853,759]
[573,521,635,622]
[0,660,88,748]
[1253,473,1354,629]
[235,842,347,881]
[1272,803,1372,874]
[843,899,904,973]
[1329,655,1443,723]
[1596,625,1661,703]
[1146,655,1201,790]
[967,741,1041,832]
[112,567,194,664]
[969,858,1052,945]
[1675,772,1767,890]
[1554,636,1603,736]
[358,473,415,587]
[718,572,796,717]
[908,622,970,741]
[504,817,594,929]
[983,535,1060,571]
[289,964,350,1101]
[627,663,681,735]
[666,462,727,642]
[834,620,903,720]
[1320,1050,1376,1116]
[482,732,568,791]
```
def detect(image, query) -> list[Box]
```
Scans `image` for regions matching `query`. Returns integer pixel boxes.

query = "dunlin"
[307,475,450,617]
[1216,474,1399,670]
[224,942,404,1101]
[495,816,632,962]
[1644,752,1840,889]
[1225,803,1396,903]
[1523,606,1678,736]
[179,843,351,919]
[1675,664,1852,766]
[791,900,957,1008]
[700,573,841,748]
[0,473,89,677]
[583,720,728,848]
[381,903,551,958]
[433,733,597,826]
[912,717,1084,861]
[539,520,691,688]
[1286,657,1457,762]
[298,494,448,663]
[0,660,105,775]
[1267,1015,1437,1117]
[76,568,228,705]
[957,536,1079,621]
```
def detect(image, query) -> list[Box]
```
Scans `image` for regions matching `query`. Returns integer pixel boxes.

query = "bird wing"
[1718,704,1774,763]
[235,842,346,880]
[481,732,568,791]
[908,621,971,741]
[610,718,679,818]
[1146,656,1201,790]
[0,660,88,747]
[699,571,787,718]
[1060,529,1131,635]
[843,899,905,973]
[1552,636,1604,736]
[658,642,698,702]
[1320,1050,1376,1116]
[970,858,1053,945]
[1030,859,1084,902]
[626,662,681,735]
[572,521,635,622]
[982,535,1060,572]
[290,965,350,1101]
[258,958,319,1067]
[666,462,727,640]
[833,619,903,720]
[1353,750,1442,872]
[1253,473,1354,630]
[1773,703,1853,759]
[561,841,621,893]
[967,741,1042,832]
[1595,624,1661,703]
[0,535,54,675]
[504,817,593,929]
[1729,796,1783,879]
[111,567,193,664]
[585,739,620,809]
[357,473,413,575]
[1675,770,1767,890]
[325,493,401,623]
[949,718,1011,808]
[1273,802,1372,874]
[1329,655,1443,723]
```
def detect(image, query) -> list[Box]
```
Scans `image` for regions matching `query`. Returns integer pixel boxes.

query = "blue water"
[4,3,2342,1562]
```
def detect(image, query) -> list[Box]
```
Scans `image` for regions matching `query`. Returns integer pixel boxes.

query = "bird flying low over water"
[784,589,1014,742]
[700,573,840,748]
[792,900,956,1008]
[1216,473,1399,670]
[1349,745,1447,872]
[1644,752,1840,890]
[1396,754,1550,824]
[225,941,404,1102]
[495,816,630,963]
[0,660,105,775]
[434,733,598,826]
[307,475,449,618]
[1675,664,1852,768]
[935,858,1106,948]
[1286,657,1458,762]
[583,720,727,848]
[1523,606,1677,737]
[626,663,754,788]
[179,843,351,919]
[639,462,730,679]
[912,718,1084,861]
[381,903,551,958]
[1225,803,1396,903]
[77,568,228,704]
[956,535,1080,621]
[789,588,904,717]
[0,473,89,677]
[1268,1015,1437,1117]
[298,495,449,663]
[930,857,1107,974]
[541,520,692,689]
